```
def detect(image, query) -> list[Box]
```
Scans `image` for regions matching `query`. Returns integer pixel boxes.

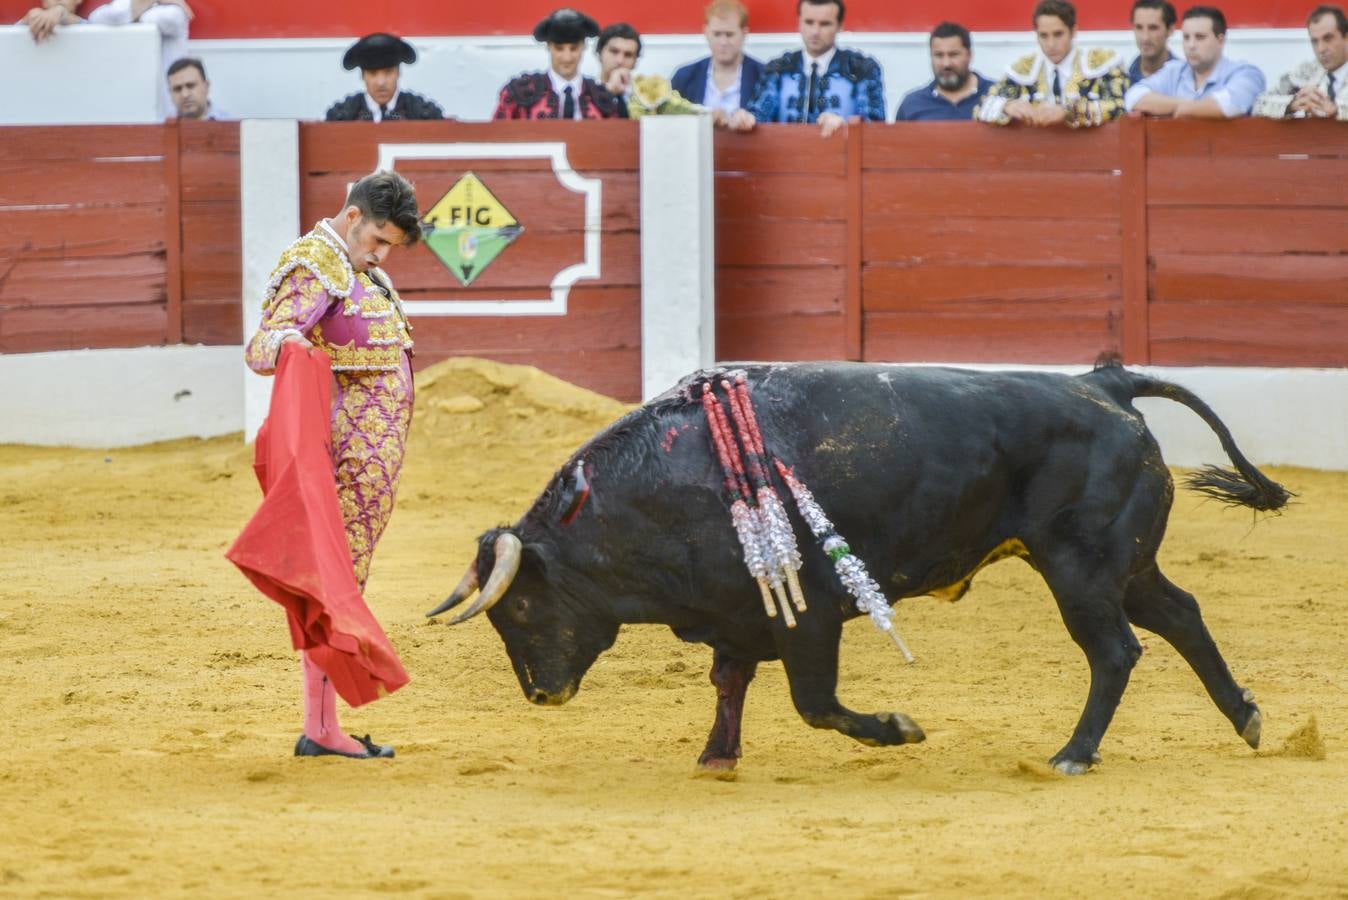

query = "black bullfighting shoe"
[293,734,396,759]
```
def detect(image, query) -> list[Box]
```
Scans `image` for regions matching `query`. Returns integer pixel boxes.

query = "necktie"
[1053,69,1063,102]
[562,85,576,120]
[1328,71,1337,103]
[380,103,391,121]
[806,61,819,120]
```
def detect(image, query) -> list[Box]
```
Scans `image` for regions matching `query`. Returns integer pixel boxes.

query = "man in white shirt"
[493,8,624,119]
[1254,4,1348,119]
[670,0,765,126]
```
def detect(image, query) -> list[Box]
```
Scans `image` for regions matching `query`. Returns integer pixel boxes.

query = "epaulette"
[1082,47,1122,79]
[262,227,354,310]
[1006,52,1042,86]
[764,50,803,76]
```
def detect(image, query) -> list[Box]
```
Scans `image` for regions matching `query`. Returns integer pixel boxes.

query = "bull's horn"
[445,533,522,626]
[425,564,479,618]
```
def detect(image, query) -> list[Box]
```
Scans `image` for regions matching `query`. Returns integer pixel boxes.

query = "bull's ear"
[559,459,590,525]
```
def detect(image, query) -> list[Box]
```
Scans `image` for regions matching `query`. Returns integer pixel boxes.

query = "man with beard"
[324,33,445,122]
[1254,4,1348,119]
[493,8,624,119]
[1129,0,1178,82]
[895,22,994,121]
[1125,5,1264,117]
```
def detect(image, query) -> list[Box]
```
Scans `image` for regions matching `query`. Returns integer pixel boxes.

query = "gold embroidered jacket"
[976,47,1130,128]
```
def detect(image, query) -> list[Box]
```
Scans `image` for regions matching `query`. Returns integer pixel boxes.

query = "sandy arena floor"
[1,358,1343,898]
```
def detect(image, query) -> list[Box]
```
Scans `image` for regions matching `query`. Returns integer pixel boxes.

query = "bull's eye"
[513,596,530,617]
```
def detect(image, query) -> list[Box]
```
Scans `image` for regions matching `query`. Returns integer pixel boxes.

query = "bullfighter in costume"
[493,8,624,119]
[325,32,445,122]
[241,171,420,759]
[729,0,885,137]
[976,0,1128,127]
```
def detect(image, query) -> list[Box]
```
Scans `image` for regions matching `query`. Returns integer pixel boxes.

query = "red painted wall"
[0,0,1315,38]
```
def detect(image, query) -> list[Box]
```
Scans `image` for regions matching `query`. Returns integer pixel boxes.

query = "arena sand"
[2,357,1345,898]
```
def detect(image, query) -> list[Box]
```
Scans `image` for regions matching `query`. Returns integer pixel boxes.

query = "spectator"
[1130,0,1178,81]
[1125,6,1265,117]
[494,8,624,119]
[895,22,994,121]
[671,1,765,127]
[167,56,226,119]
[597,22,641,118]
[729,0,886,138]
[19,0,79,42]
[977,0,1128,127]
[1253,4,1348,119]
[325,33,444,121]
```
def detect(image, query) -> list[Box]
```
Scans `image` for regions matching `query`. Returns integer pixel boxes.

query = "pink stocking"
[301,651,364,754]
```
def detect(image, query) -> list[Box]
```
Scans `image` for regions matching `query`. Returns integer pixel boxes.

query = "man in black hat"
[325,32,445,121]
[493,8,624,119]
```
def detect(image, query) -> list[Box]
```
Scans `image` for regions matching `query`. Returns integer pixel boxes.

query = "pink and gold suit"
[245,222,415,588]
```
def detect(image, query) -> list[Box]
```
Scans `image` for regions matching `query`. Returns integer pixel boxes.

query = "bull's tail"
[1090,361,1292,512]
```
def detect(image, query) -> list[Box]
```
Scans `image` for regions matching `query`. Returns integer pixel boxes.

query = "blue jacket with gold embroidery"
[747,48,886,124]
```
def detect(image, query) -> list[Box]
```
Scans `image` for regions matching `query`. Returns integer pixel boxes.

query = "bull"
[428,362,1289,774]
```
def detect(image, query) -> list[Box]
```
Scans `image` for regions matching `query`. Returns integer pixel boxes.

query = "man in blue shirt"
[896,22,994,121]
[728,0,886,137]
[1129,0,1177,82]
[1125,5,1266,117]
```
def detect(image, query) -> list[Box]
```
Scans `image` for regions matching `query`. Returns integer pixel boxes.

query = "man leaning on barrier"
[1254,4,1348,119]
[1125,6,1265,118]
[1129,0,1178,82]
[671,1,765,127]
[493,8,624,119]
[729,0,885,138]
[895,22,994,121]
[976,0,1129,128]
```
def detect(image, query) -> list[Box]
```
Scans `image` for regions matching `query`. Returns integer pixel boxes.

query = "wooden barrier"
[2,119,1345,396]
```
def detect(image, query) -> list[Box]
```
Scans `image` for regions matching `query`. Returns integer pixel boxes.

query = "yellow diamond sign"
[421,172,524,286]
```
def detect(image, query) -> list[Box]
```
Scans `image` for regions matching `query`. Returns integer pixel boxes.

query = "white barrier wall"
[0,26,1315,124]
[0,24,161,124]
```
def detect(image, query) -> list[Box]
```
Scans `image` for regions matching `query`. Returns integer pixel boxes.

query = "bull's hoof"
[1050,751,1101,776]
[1237,687,1262,749]
[697,755,738,772]
[879,712,926,745]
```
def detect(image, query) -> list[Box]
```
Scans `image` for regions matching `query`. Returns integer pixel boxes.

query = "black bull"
[429,362,1289,774]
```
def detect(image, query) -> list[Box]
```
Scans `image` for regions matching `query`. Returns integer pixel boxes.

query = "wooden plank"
[177,120,240,155]
[715,172,847,220]
[864,170,1121,218]
[298,120,640,173]
[844,126,862,360]
[1146,117,1348,159]
[864,265,1120,309]
[181,298,242,345]
[1148,157,1348,207]
[716,220,845,267]
[0,159,166,207]
[163,121,183,343]
[392,229,639,292]
[407,286,639,350]
[863,216,1121,265]
[716,266,843,316]
[713,126,847,176]
[1120,115,1149,364]
[0,302,166,353]
[1151,253,1348,305]
[0,254,165,307]
[862,120,1122,171]
[0,125,164,161]
[716,312,847,361]
[411,347,640,401]
[1149,300,1348,367]
[1149,207,1348,254]
[863,311,1120,364]
[0,206,164,259]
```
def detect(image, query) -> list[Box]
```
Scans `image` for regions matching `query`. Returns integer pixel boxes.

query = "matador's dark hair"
[798,0,845,26]
[345,170,422,246]
[1033,0,1076,30]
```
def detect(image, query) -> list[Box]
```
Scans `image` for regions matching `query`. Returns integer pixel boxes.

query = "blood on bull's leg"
[774,602,925,748]
[1122,565,1262,748]
[697,648,758,770]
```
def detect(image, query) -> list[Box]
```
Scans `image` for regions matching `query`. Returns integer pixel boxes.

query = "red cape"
[226,343,409,707]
